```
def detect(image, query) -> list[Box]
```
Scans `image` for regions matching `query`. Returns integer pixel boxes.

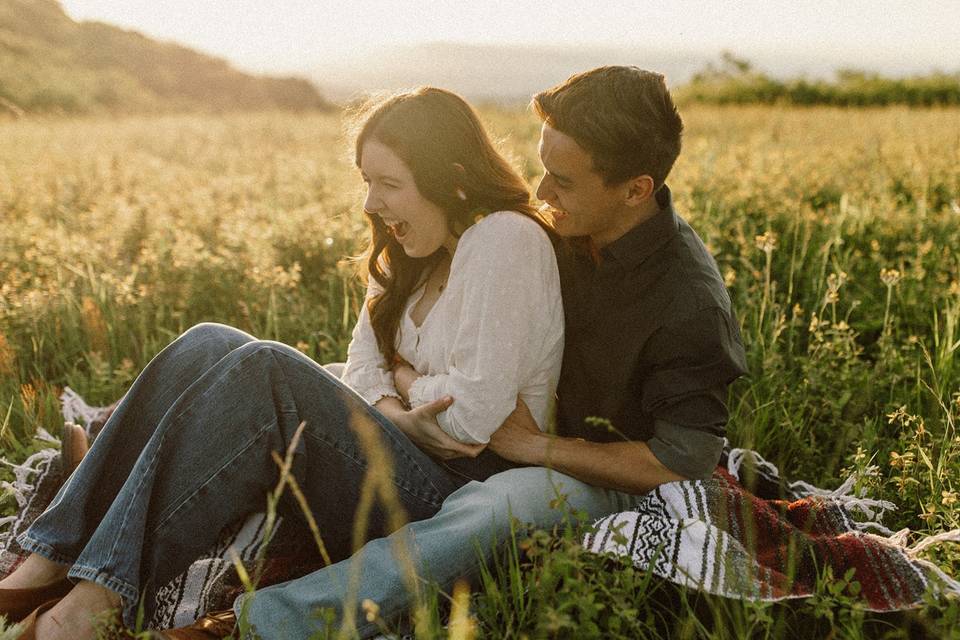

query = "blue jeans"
[18,323,466,628]
[237,467,643,639]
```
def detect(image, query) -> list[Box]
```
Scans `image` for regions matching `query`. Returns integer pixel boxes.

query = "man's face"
[536,123,628,247]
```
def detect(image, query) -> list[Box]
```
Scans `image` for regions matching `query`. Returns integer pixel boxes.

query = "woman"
[0,87,563,639]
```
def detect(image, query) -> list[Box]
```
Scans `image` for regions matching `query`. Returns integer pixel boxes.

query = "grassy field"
[1,105,959,638]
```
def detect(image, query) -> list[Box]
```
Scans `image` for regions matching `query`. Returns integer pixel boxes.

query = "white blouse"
[340,211,564,444]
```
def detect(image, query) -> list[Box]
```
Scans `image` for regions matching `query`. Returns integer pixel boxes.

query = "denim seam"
[100,422,165,581]
[300,428,443,510]
[152,419,279,532]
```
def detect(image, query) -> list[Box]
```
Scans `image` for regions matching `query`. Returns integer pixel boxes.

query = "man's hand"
[377,396,485,460]
[488,399,548,465]
[391,361,420,405]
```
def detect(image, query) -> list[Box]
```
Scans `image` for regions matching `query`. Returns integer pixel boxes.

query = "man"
[169,65,747,639]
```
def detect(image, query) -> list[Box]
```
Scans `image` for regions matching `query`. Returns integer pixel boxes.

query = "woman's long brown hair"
[351,87,541,365]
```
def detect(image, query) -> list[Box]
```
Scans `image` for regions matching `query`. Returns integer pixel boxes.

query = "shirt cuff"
[647,420,724,480]
[407,373,448,408]
[361,385,402,406]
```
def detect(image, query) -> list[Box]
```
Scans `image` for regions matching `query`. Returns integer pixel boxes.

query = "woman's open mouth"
[385,220,411,240]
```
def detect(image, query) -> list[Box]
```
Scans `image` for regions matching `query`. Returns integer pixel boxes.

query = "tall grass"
[1,105,959,637]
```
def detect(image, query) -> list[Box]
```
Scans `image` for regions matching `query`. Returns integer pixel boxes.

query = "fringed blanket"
[584,449,960,610]
[1,389,958,631]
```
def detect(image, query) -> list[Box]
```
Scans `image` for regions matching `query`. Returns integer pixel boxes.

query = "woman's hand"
[376,396,486,460]
[391,360,420,406]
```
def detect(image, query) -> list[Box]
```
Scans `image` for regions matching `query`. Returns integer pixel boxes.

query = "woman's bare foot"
[0,553,68,590]
[35,581,123,640]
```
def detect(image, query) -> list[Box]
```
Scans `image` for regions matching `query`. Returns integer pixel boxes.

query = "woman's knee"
[179,322,254,348]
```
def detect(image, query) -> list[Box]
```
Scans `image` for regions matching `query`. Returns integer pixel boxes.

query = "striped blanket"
[585,450,960,610]
[1,389,958,631]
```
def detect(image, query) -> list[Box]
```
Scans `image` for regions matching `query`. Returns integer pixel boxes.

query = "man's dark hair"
[532,66,684,189]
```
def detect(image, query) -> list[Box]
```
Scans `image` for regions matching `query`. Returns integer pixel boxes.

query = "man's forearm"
[519,435,686,495]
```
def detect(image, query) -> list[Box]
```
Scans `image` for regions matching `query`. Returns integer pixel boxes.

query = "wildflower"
[889,450,914,469]
[362,598,380,623]
[880,268,902,287]
[920,503,937,524]
[809,312,827,334]
[723,267,737,287]
[852,446,867,465]
[296,341,310,353]
[942,491,958,507]
[754,231,777,253]
[824,272,847,304]
[449,580,477,640]
[915,419,926,439]
[886,405,907,424]
[870,239,881,252]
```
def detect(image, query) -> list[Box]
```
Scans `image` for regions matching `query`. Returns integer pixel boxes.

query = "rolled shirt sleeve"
[639,307,747,477]
[406,213,564,444]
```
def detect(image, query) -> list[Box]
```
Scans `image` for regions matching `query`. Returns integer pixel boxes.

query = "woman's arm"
[340,280,402,405]
[406,213,564,444]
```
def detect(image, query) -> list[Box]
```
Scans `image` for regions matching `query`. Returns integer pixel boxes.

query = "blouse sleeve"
[406,213,563,444]
[340,277,402,405]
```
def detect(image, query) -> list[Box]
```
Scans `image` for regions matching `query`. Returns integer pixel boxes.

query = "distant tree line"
[678,52,960,107]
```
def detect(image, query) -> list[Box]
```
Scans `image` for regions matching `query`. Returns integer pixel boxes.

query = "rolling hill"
[0,0,332,115]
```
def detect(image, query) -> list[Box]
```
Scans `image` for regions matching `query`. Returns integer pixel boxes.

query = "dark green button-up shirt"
[555,185,748,479]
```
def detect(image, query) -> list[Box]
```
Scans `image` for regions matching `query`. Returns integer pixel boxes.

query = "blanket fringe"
[852,520,897,537]
[908,529,960,558]
[0,449,59,510]
[728,449,895,521]
[914,557,960,595]
[60,387,105,436]
[0,448,59,550]
[728,447,781,483]
[34,426,59,445]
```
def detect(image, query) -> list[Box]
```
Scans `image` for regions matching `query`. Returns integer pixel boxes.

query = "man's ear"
[623,175,655,207]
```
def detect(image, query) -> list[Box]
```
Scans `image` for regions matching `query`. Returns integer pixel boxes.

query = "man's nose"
[535,175,553,203]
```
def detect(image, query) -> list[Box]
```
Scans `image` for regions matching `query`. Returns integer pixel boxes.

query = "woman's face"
[360,140,454,258]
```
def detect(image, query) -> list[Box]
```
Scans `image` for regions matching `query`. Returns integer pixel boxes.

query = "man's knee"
[445,468,584,530]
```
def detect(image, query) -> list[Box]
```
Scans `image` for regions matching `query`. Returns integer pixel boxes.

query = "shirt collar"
[599,184,679,271]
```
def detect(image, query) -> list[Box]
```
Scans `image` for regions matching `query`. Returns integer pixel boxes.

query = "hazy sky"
[60,0,960,76]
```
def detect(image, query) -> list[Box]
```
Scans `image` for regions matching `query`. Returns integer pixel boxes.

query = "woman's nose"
[363,187,381,214]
